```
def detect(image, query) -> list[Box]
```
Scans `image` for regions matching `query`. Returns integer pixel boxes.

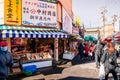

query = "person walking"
[84,43,89,58]
[101,42,119,80]
[89,43,95,60]
[77,40,85,60]
[93,40,103,68]
[0,40,13,80]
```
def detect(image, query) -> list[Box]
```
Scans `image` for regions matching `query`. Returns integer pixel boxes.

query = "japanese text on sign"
[4,0,21,25]
[39,0,57,3]
[22,0,57,27]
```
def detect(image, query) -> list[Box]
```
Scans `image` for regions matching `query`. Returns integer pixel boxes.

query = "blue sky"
[72,0,120,28]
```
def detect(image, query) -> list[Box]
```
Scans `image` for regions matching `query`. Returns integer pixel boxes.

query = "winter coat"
[78,44,85,54]
[0,49,13,78]
[94,43,103,55]
[84,44,89,55]
[101,49,118,73]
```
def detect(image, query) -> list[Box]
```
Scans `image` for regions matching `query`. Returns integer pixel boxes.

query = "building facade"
[100,24,114,38]
[84,28,99,39]
[0,0,73,72]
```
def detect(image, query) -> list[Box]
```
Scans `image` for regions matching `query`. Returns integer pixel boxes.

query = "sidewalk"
[8,57,120,80]
[8,57,100,80]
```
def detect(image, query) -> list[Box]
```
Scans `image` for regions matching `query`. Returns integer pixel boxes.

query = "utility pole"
[119,19,120,31]
[101,7,107,38]
[97,26,100,40]
[112,14,117,33]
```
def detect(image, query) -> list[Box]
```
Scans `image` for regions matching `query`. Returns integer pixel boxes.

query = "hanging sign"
[4,0,21,25]
[0,0,4,24]
[62,7,72,33]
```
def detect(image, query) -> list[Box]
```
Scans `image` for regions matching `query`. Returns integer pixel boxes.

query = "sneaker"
[96,66,100,69]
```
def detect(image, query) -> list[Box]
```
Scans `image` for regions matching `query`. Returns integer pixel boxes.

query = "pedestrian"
[84,43,89,58]
[101,42,119,80]
[89,43,95,60]
[93,40,103,68]
[0,40,13,80]
[77,40,85,60]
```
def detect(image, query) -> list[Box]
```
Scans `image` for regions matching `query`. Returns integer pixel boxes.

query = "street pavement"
[8,57,120,80]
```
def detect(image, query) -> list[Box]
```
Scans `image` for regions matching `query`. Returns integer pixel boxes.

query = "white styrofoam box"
[63,52,75,60]
[22,60,52,69]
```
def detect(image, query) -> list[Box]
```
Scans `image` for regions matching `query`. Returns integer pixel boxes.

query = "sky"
[72,0,120,28]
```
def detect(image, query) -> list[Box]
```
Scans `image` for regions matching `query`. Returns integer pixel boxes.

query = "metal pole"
[119,20,120,31]
[101,7,107,38]
[97,26,100,40]
[113,15,117,33]
[103,15,105,38]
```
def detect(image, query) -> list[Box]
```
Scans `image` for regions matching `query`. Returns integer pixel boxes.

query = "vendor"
[29,39,36,53]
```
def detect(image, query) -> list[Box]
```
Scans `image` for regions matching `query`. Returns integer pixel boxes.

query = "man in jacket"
[0,40,13,80]
[93,40,103,68]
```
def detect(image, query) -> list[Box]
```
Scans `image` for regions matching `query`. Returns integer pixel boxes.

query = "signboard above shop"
[4,0,21,25]
[0,0,4,24]
[72,27,79,35]
[62,7,72,34]
[22,0,57,27]
[39,0,57,3]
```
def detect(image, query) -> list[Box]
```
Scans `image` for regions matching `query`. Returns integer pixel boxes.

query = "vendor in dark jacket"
[0,40,13,80]
[101,42,119,80]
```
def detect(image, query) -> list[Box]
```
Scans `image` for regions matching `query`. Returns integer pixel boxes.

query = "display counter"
[21,52,52,68]
[63,48,78,60]
[22,59,52,69]
[11,52,53,73]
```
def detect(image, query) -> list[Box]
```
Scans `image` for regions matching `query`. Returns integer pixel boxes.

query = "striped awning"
[0,30,69,38]
[0,25,59,31]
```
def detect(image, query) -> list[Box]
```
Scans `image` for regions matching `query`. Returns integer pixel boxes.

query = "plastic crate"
[22,65,36,73]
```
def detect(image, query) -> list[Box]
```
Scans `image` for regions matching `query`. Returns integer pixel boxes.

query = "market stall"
[0,0,70,74]
[0,26,69,73]
[11,38,53,70]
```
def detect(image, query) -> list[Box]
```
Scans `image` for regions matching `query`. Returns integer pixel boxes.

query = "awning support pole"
[54,38,58,61]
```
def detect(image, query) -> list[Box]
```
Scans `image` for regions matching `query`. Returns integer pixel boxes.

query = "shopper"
[93,40,103,68]
[0,40,13,80]
[84,43,89,58]
[89,43,95,60]
[77,40,85,60]
[101,42,119,80]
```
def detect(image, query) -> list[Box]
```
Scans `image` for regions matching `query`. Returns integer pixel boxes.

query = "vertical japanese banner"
[0,0,4,24]
[62,7,72,34]
[4,0,21,25]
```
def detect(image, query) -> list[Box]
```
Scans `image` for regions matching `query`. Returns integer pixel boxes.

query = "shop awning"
[0,30,69,38]
[0,25,58,31]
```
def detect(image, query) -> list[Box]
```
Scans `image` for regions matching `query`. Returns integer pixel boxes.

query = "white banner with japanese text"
[62,7,72,34]
[22,0,57,27]
[0,0,4,24]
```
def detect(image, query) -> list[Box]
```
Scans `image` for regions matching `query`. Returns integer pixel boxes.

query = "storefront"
[62,26,80,60]
[0,0,70,74]
[0,25,69,73]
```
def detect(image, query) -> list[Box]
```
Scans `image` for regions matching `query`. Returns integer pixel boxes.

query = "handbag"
[99,64,105,80]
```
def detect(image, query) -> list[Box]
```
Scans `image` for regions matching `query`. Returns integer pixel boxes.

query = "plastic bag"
[99,64,105,80]
[88,52,92,56]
